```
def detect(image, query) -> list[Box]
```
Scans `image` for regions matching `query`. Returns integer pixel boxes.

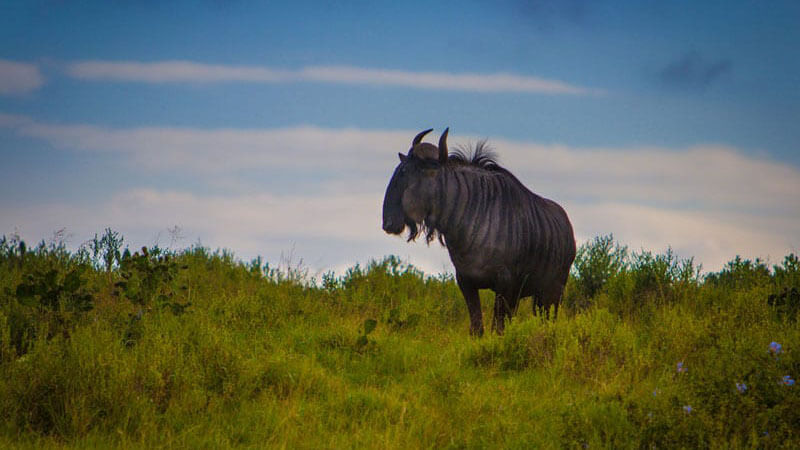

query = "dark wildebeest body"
[382,128,576,335]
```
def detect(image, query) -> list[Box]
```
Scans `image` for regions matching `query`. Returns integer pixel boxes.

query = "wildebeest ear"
[398,153,407,163]
[438,127,449,164]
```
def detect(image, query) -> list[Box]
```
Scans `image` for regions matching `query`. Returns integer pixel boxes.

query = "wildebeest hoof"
[470,326,485,337]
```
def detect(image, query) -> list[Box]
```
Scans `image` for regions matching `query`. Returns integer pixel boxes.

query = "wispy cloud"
[298,66,597,95]
[1,115,798,272]
[0,60,45,95]
[4,114,794,214]
[65,60,601,95]
[66,60,292,83]
[0,113,409,173]
[567,201,796,271]
[496,140,800,213]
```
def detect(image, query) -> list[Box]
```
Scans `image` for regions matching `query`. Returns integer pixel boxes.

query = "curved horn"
[412,128,433,147]
[438,127,449,164]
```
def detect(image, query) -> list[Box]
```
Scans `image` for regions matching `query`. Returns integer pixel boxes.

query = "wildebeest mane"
[449,140,535,197]
[408,140,505,246]
[408,139,542,246]
[449,140,501,171]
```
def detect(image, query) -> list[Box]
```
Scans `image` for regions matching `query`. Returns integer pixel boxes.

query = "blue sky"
[1,0,799,274]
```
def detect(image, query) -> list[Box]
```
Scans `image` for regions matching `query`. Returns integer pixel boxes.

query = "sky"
[1,0,799,275]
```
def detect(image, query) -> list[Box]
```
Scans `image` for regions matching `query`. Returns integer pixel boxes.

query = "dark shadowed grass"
[0,232,798,448]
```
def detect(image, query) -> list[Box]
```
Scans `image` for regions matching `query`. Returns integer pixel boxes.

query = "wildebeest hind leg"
[492,291,517,334]
[537,284,565,319]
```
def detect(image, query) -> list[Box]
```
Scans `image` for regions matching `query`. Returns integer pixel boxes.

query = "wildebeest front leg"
[457,276,484,336]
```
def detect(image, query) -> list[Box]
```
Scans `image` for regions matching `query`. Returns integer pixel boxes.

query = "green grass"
[0,232,798,448]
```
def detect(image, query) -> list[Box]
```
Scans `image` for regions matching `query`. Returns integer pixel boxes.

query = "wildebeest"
[382,128,576,335]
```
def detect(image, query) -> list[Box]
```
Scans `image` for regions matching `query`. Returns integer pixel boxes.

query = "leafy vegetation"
[0,231,798,448]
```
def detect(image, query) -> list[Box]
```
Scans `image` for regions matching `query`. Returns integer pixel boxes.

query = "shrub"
[769,254,800,320]
[114,246,190,314]
[571,234,628,299]
[603,247,699,317]
[627,247,699,303]
[0,236,94,359]
[705,255,771,290]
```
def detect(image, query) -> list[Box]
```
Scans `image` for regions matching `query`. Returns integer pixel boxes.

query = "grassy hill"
[1,231,798,448]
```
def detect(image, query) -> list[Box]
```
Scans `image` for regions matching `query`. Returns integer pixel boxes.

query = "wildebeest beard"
[406,220,418,242]
[405,217,445,246]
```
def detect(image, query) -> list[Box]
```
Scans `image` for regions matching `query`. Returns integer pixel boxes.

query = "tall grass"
[0,231,798,448]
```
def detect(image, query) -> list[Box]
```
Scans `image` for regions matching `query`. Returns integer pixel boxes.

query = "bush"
[629,248,699,302]
[114,246,190,314]
[705,255,771,290]
[571,234,628,299]
[0,236,94,359]
[568,235,700,316]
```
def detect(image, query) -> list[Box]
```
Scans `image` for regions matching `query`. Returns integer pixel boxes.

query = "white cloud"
[8,118,408,174]
[111,189,378,241]
[0,188,454,275]
[1,115,798,272]
[0,60,45,94]
[299,65,599,95]
[66,60,292,83]
[567,201,798,271]
[494,140,800,213]
[3,115,797,212]
[65,60,600,95]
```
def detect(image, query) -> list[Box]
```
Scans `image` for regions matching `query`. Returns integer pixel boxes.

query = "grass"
[0,231,798,448]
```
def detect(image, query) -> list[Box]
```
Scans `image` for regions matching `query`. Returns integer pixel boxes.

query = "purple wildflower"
[683,405,692,414]
[677,361,687,373]
[783,375,795,386]
[736,382,747,393]
[769,341,782,355]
